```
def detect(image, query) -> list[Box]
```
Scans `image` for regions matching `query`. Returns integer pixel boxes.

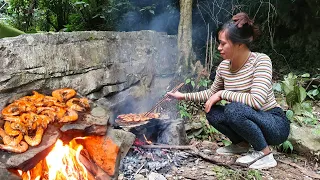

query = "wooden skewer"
[144,83,184,117]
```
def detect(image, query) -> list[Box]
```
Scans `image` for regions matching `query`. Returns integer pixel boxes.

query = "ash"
[119,146,196,179]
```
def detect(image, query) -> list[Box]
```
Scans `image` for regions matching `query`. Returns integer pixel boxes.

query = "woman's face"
[217,30,235,60]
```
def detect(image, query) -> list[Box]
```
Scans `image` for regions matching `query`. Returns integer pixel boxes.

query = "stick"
[144,83,184,116]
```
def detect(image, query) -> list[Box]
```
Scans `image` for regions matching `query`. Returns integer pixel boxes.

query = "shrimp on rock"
[0,141,28,153]
[59,109,78,123]
[52,88,76,103]
[4,121,20,136]
[0,128,23,146]
[24,126,44,146]
[2,103,20,116]
[66,97,90,112]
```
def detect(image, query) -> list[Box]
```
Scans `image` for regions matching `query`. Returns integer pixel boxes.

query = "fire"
[143,134,153,145]
[18,139,88,180]
[46,139,88,180]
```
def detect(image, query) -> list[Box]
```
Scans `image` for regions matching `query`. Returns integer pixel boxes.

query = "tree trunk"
[177,0,193,74]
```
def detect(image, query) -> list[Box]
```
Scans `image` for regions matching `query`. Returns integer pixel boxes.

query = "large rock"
[288,123,320,157]
[0,31,178,114]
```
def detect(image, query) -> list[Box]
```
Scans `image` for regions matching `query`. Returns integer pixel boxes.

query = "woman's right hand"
[166,90,185,100]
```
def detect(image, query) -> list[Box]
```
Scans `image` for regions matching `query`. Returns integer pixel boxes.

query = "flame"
[46,139,88,180]
[18,139,88,180]
[143,134,152,145]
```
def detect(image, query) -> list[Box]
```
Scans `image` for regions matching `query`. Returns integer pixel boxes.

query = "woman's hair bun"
[232,12,254,28]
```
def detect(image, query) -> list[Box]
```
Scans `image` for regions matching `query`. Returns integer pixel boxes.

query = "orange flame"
[143,134,153,145]
[46,139,88,180]
[18,139,88,180]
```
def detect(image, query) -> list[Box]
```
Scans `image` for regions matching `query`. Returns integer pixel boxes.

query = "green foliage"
[279,73,318,125]
[246,169,263,180]
[237,0,320,74]
[185,77,212,91]
[177,101,192,119]
[4,0,133,32]
[278,140,294,153]
[212,166,262,180]
[187,117,220,141]
[307,83,320,100]
[0,23,24,38]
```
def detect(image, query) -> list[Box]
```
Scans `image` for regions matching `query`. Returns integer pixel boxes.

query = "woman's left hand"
[204,91,223,113]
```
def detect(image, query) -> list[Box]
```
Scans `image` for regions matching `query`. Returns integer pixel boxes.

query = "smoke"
[118,0,179,35]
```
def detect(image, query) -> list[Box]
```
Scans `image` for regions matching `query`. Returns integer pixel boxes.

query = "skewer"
[144,83,184,117]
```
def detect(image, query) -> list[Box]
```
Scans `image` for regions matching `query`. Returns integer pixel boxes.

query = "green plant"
[278,140,294,153]
[185,77,212,91]
[185,78,195,89]
[177,101,192,119]
[279,73,318,125]
[307,84,320,100]
[246,169,262,180]
[187,117,220,141]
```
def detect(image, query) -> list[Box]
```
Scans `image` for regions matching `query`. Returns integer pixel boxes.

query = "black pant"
[206,102,290,151]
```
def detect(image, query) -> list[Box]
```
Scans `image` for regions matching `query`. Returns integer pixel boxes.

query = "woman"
[167,12,290,169]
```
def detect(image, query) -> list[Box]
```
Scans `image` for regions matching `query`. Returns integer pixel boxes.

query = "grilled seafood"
[4,121,20,136]
[0,141,28,153]
[0,88,88,153]
[59,109,78,123]
[2,103,20,116]
[0,127,23,146]
[117,112,160,122]
[3,115,21,123]
[24,127,44,146]
[66,97,90,112]
[52,88,76,102]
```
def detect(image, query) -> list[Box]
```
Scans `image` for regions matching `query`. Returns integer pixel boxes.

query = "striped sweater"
[185,52,279,111]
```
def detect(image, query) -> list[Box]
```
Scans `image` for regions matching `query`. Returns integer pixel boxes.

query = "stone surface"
[60,103,110,132]
[81,136,120,177]
[148,172,167,180]
[0,168,20,180]
[0,31,178,116]
[288,123,320,157]
[106,127,136,159]
[158,118,188,145]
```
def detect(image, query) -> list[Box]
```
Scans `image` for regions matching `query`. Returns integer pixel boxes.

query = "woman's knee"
[224,102,249,122]
[206,105,225,126]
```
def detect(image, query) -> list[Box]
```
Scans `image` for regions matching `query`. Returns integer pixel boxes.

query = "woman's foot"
[236,147,277,169]
[216,143,250,155]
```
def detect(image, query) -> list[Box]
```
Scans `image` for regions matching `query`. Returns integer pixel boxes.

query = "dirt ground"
[169,152,319,180]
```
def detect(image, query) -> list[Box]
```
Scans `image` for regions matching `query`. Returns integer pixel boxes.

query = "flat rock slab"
[0,125,61,171]
[60,104,109,133]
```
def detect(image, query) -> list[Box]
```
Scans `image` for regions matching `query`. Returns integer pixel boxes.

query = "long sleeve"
[220,55,273,110]
[185,66,224,102]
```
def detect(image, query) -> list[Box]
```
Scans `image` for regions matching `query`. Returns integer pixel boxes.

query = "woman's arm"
[184,68,224,102]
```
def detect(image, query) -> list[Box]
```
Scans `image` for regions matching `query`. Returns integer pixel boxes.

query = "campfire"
[0,84,187,179]
[18,138,88,180]
[0,88,135,180]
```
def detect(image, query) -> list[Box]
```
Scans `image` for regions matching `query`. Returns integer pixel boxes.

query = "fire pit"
[0,89,136,180]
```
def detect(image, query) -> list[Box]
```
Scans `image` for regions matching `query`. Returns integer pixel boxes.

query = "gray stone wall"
[0,31,178,113]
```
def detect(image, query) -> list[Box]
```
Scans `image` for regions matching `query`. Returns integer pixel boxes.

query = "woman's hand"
[166,90,185,100]
[204,91,223,113]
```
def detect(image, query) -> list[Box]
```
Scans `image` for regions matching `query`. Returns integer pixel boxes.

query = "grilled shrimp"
[24,127,44,146]
[0,141,28,153]
[52,88,76,103]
